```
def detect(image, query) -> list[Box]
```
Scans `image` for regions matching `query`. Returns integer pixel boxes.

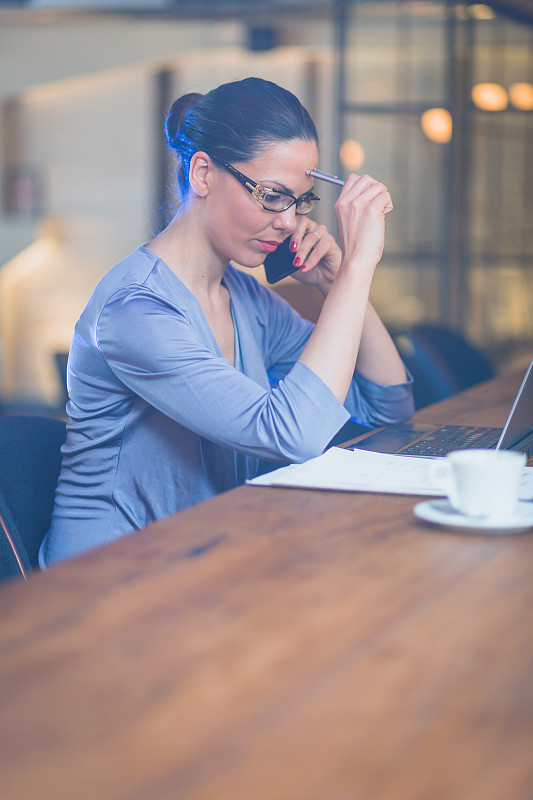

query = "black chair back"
[0,416,66,583]
[394,324,495,409]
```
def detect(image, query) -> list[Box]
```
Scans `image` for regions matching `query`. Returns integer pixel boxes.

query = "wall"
[0,16,335,406]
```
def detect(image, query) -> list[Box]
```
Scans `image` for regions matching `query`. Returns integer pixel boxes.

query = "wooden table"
[1,365,533,800]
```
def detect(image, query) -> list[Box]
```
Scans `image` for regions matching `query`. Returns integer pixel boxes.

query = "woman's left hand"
[288,220,341,296]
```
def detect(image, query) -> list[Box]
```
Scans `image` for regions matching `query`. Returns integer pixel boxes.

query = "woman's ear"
[189,151,213,198]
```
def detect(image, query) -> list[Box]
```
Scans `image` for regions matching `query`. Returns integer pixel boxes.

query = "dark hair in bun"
[165,77,318,199]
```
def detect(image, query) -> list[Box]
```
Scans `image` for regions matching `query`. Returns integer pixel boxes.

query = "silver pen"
[305,168,345,187]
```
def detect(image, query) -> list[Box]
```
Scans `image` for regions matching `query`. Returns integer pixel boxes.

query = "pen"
[305,168,345,187]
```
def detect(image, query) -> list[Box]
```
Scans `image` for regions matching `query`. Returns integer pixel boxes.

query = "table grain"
[1,365,532,800]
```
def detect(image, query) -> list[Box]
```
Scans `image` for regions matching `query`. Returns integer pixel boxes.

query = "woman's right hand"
[298,172,402,404]
[334,173,393,275]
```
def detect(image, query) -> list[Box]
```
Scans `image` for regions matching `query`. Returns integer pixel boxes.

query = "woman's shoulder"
[224,264,284,307]
[224,264,309,330]
[89,246,193,309]
[85,246,156,303]
[100,245,163,291]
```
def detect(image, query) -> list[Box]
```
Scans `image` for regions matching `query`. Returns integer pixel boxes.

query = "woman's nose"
[272,206,298,233]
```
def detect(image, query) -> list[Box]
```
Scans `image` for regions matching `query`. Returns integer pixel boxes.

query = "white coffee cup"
[428,449,526,520]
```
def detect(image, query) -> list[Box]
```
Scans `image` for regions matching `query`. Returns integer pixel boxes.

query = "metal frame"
[333,0,532,345]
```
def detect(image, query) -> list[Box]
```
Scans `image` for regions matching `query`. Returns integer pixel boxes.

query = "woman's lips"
[257,240,282,253]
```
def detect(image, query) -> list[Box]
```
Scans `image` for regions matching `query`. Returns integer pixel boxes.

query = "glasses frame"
[211,157,320,215]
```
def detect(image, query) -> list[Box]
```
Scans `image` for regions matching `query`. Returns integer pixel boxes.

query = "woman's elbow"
[262,428,329,465]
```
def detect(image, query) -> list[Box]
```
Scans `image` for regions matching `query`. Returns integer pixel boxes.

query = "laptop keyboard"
[401,425,501,456]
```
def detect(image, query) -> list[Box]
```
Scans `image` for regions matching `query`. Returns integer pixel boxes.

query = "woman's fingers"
[336,174,393,224]
[288,172,393,284]
[299,228,325,268]
[333,173,393,270]
[340,173,391,210]
[291,224,331,270]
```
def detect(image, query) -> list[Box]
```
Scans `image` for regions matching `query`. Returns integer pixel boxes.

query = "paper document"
[247,447,533,499]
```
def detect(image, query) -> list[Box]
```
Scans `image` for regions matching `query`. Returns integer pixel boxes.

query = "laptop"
[350,357,533,459]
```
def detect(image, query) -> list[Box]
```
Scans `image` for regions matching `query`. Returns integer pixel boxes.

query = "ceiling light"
[469,4,496,20]
[420,108,453,143]
[339,139,365,171]
[509,82,533,111]
[471,83,508,111]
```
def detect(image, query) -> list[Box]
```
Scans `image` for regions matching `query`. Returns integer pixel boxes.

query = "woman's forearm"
[298,173,405,403]
[299,264,375,403]
[355,302,407,385]
[312,276,406,389]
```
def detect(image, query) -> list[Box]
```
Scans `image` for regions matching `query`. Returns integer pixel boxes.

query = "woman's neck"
[146,208,236,365]
[146,210,228,299]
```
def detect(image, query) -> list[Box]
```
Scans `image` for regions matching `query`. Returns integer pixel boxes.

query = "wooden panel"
[0,365,532,800]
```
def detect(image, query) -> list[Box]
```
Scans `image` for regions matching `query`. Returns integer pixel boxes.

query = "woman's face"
[206,138,319,268]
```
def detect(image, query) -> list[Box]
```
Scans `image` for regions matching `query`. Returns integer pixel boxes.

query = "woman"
[40,77,413,566]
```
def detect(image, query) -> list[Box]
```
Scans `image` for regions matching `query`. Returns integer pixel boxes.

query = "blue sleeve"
[250,280,414,427]
[344,368,414,426]
[96,287,349,465]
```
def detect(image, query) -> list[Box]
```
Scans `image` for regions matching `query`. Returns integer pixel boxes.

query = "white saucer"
[413,499,533,534]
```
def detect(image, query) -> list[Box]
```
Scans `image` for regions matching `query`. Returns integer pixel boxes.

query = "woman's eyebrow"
[264,178,313,195]
[261,178,293,193]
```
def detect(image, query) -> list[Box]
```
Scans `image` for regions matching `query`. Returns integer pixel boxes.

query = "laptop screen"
[498,358,533,450]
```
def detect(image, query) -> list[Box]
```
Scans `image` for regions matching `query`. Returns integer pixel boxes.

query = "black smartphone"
[263,238,298,284]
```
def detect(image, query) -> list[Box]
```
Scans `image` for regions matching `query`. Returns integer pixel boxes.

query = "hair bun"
[165,92,203,145]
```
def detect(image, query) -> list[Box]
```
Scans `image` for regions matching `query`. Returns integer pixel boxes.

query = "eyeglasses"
[212,157,320,215]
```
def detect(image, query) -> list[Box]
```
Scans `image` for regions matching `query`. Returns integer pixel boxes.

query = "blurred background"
[0,0,532,415]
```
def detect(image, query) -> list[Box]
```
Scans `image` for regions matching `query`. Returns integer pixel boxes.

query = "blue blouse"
[40,246,413,565]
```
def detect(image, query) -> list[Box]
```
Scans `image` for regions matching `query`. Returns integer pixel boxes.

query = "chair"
[54,351,69,409]
[0,415,66,584]
[394,323,495,410]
